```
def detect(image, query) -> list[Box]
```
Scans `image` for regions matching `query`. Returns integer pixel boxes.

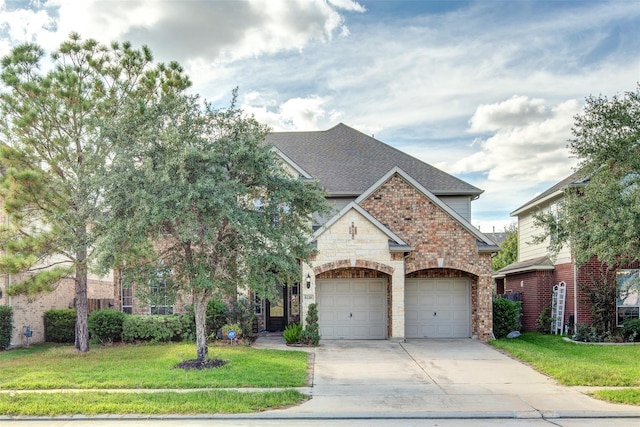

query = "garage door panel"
[317,279,386,340]
[405,278,470,339]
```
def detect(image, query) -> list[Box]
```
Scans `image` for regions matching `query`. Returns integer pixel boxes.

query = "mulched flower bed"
[175,358,228,370]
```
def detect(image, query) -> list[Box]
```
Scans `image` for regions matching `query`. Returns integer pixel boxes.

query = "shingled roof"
[264,123,484,197]
[511,170,589,216]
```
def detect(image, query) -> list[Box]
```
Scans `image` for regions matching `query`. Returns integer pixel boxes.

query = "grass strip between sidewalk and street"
[490,332,640,405]
[0,389,307,416]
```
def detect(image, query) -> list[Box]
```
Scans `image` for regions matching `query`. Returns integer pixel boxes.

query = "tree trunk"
[74,227,90,353]
[193,290,209,361]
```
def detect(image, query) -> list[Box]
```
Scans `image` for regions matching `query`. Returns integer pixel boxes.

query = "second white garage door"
[405,278,471,338]
[316,279,387,339]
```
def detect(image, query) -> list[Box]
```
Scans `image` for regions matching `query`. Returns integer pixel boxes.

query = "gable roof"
[493,256,554,278]
[313,201,414,253]
[265,123,484,197]
[355,166,499,250]
[511,170,588,216]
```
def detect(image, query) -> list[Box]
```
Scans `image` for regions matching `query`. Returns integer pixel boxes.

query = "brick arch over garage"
[405,259,483,277]
[313,259,395,276]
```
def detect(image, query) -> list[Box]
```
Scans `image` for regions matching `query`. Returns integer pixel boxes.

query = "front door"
[266,285,288,332]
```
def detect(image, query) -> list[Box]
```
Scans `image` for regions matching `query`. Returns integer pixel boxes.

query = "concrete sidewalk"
[254,337,640,420]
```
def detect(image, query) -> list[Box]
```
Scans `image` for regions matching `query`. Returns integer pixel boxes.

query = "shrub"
[622,318,640,342]
[283,323,303,344]
[122,314,194,343]
[492,297,521,339]
[573,323,600,342]
[44,309,76,343]
[535,305,552,333]
[227,297,255,338]
[300,303,320,346]
[221,323,242,340]
[206,298,228,337]
[0,306,13,350]
[88,309,126,345]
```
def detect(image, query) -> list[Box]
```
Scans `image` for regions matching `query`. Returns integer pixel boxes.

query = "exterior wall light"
[306,273,311,289]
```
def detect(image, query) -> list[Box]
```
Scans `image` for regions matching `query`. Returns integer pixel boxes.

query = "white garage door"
[405,278,470,338]
[316,279,387,339]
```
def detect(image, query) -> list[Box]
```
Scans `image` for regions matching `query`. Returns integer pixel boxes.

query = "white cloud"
[242,93,331,131]
[443,97,581,183]
[468,96,550,132]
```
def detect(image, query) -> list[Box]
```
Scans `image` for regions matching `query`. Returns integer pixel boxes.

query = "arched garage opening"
[405,269,476,338]
[315,267,391,339]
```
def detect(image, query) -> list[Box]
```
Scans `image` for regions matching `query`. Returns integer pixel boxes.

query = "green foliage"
[283,323,303,344]
[492,222,518,271]
[492,297,521,339]
[534,86,640,266]
[300,303,320,346]
[621,318,640,342]
[98,91,330,360]
[0,33,190,353]
[206,298,228,337]
[44,309,76,343]
[581,270,617,337]
[0,306,12,350]
[227,297,256,339]
[122,314,194,343]
[535,305,552,334]
[221,323,243,339]
[572,323,600,342]
[88,310,126,345]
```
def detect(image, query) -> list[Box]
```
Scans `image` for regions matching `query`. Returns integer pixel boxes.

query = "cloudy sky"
[1,0,638,232]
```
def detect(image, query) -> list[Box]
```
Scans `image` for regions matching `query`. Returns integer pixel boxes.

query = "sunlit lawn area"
[0,342,309,415]
[490,332,640,405]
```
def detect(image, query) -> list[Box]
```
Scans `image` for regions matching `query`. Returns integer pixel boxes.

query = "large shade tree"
[99,92,329,361]
[535,85,639,267]
[0,34,190,352]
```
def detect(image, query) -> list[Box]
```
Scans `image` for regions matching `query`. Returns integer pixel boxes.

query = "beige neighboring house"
[494,171,640,332]
[252,124,499,340]
[0,203,114,347]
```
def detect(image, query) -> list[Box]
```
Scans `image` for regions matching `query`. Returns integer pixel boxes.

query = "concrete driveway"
[260,339,640,419]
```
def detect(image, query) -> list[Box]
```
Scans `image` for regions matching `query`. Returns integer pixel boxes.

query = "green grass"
[0,390,307,415]
[0,342,309,389]
[490,332,640,406]
[0,342,310,415]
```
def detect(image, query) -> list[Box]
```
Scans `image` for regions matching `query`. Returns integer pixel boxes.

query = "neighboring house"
[0,202,115,347]
[494,171,640,332]
[257,123,499,340]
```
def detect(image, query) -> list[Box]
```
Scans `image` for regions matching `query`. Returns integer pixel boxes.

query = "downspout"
[573,261,578,326]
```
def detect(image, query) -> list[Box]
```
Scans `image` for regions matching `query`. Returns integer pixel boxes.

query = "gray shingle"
[265,123,483,196]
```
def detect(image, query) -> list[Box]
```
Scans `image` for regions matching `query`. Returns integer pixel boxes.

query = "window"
[122,286,133,314]
[616,269,640,326]
[150,272,174,315]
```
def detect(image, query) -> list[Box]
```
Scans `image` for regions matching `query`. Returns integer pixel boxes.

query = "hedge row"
[0,306,12,350]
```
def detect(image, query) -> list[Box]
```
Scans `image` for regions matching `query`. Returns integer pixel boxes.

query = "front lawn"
[0,342,309,415]
[490,332,640,405]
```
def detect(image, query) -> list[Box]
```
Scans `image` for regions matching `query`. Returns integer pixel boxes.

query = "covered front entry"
[405,278,471,338]
[265,284,288,332]
[316,278,387,339]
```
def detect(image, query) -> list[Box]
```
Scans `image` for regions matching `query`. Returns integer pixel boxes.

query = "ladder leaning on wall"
[550,281,566,335]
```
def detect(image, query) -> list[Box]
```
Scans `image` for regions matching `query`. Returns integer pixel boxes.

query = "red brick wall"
[504,270,554,331]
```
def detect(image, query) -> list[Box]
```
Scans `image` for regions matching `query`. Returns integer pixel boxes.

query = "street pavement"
[2,336,640,426]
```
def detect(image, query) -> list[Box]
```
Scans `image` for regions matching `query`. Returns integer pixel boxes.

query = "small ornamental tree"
[301,303,320,346]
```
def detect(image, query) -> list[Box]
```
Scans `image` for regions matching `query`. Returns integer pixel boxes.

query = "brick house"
[258,123,499,340]
[494,171,640,332]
